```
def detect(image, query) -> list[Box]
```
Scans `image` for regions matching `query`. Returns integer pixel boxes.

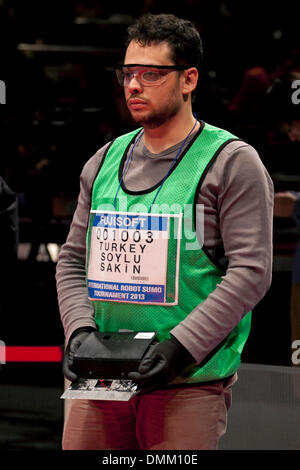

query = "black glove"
[128,335,196,391]
[63,326,96,382]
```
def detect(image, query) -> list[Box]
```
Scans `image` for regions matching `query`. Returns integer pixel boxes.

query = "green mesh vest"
[86,122,252,384]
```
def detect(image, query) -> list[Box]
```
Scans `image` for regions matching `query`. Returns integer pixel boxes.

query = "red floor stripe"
[2,346,63,362]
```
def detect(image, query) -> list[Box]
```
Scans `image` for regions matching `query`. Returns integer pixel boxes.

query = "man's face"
[280,120,300,142]
[123,40,185,128]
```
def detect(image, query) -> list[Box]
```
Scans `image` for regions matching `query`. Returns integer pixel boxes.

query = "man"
[267,74,300,362]
[56,13,273,450]
[274,189,300,360]
[0,176,18,371]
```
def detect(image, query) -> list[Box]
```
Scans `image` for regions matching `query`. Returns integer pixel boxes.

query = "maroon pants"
[62,374,237,450]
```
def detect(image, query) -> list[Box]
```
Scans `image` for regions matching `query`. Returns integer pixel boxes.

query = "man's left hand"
[128,335,196,391]
[274,191,297,217]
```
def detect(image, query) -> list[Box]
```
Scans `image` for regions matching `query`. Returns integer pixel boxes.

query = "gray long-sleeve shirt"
[56,123,274,365]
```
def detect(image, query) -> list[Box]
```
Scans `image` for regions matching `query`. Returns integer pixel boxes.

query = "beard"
[135,104,180,129]
[128,88,182,129]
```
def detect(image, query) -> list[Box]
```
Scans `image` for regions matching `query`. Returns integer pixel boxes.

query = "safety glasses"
[115,64,187,87]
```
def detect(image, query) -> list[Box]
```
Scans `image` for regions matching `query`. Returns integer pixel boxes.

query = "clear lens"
[116,67,171,87]
[141,71,161,83]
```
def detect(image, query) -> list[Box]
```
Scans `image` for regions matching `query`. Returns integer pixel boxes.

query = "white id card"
[87,210,182,305]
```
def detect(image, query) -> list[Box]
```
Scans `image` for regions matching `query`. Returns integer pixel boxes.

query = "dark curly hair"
[126,13,203,98]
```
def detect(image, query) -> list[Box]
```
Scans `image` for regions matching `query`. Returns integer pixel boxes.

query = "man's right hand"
[63,327,96,382]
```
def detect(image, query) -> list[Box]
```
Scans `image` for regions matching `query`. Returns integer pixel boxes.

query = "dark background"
[0,0,300,449]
